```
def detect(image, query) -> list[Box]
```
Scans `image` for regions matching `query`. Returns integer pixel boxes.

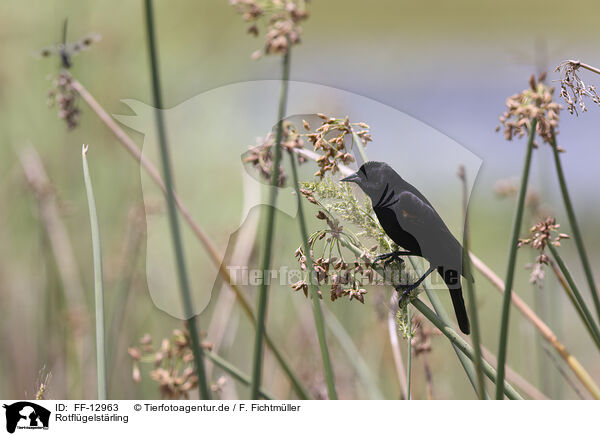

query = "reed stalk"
[496,119,537,399]
[250,46,291,399]
[143,0,210,399]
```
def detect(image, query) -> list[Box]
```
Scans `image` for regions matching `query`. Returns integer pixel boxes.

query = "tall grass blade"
[81,145,107,400]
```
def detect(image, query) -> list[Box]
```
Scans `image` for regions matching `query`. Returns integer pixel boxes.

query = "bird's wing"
[394,190,463,268]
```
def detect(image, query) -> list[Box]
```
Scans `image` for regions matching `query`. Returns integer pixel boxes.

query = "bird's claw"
[373,251,404,270]
[395,283,418,308]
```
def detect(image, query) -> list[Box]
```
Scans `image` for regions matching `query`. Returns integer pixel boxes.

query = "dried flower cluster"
[243,122,305,187]
[519,217,569,286]
[497,73,562,147]
[230,0,309,58]
[47,71,80,130]
[128,329,213,399]
[244,114,373,187]
[293,247,371,304]
[305,115,371,179]
[518,217,569,251]
[555,60,600,115]
[292,208,374,304]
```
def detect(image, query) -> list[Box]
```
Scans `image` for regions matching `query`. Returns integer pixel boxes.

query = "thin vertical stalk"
[548,244,600,347]
[143,0,210,400]
[289,154,338,399]
[550,133,600,323]
[81,146,107,400]
[496,119,537,399]
[406,305,412,400]
[459,169,486,399]
[250,47,291,399]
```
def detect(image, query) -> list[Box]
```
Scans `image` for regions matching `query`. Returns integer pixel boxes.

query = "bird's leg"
[396,266,436,307]
[373,250,413,269]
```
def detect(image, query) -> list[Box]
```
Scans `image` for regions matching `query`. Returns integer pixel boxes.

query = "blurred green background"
[1,0,599,400]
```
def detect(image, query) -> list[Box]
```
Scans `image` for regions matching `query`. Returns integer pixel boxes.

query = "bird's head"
[341,161,396,199]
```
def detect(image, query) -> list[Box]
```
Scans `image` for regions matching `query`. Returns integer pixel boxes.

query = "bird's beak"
[341,172,360,183]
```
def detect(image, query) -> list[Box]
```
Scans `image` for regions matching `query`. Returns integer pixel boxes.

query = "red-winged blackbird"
[342,161,471,334]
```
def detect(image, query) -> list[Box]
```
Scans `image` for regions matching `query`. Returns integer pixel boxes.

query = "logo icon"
[2,402,50,433]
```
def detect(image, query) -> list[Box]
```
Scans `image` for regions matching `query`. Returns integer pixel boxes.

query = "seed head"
[230,0,309,58]
[555,60,600,115]
[497,73,562,147]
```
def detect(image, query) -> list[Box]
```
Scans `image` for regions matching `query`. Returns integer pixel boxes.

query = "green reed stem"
[289,152,338,399]
[81,146,107,400]
[550,133,600,323]
[548,244,600,348]
[250,47,291,399]
[496,119,537,399]
[143,0,210,400]
[205,350,275,400]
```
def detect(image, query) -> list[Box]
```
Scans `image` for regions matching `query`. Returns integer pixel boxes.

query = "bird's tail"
[438,266,470,334]
[450,289,470,335]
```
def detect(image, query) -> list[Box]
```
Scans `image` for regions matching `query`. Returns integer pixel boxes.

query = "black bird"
[341,161,472,334]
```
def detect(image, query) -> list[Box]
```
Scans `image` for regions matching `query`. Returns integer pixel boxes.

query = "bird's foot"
[395,282,419,308]
[373,251,405,270]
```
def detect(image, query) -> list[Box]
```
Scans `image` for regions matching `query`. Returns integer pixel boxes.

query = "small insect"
[37,19,101,69]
